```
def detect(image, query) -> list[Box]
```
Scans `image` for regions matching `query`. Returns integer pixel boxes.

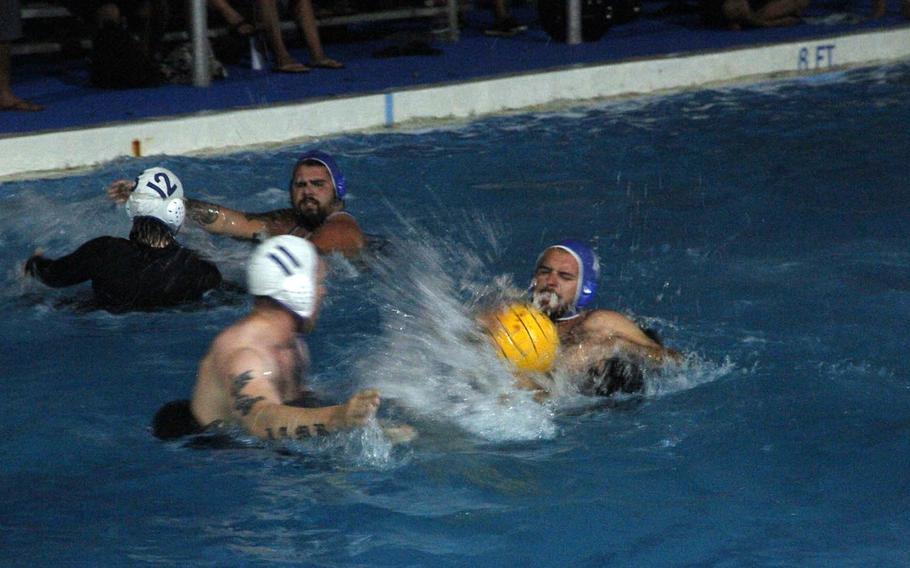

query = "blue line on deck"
[385,93,395,127]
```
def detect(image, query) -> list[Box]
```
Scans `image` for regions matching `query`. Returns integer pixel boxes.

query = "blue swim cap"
[536,239,600,310]
[290,150,347,200]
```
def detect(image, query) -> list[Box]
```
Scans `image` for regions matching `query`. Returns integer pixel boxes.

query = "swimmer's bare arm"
[107,179,134,203]
[309,213,365,257]
[184,199,296,240]
[220,353,380,440]
[560,311,682,373]
[106,179,294,240]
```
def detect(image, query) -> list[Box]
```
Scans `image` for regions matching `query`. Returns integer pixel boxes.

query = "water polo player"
[105,149,364,258]
[24,166,222,312]
[154,236,387,442]
[529,239,682,396]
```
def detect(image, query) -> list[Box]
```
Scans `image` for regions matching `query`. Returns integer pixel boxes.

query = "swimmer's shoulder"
[311,211,364,255]
[326,210,357,222]
[82,235,132,251]
[578,309,627,328]
[57,235,135,263]
[208,327,273,376]
[323,210,361,232]
[579,309,648,338]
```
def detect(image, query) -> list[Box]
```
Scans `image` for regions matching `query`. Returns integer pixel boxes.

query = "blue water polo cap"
[538,239,600,310]
[291,150,347,200]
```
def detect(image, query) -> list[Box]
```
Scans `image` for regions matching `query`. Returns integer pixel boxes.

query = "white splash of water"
[357,216,557,443]
[645,353,737,397]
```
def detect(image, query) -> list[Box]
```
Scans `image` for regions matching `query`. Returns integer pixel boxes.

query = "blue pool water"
[2,62,909,566]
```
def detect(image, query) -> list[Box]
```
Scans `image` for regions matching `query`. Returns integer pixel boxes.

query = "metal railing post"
[567,0,582,45]
[190,0,211,87]
[447,0,460,42]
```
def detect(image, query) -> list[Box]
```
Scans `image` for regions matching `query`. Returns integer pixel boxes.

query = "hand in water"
[24,248,44,276]
[338,389,381,428]
[381,424,418,444]
[106,179,135,203]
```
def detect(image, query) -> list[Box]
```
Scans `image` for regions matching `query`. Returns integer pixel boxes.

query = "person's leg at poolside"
[257,0,310,72]
[721,0,803,27]
[291,0,342,68]
[208,0,256,35]
[484,0,526,36]
[753,0,809,24]
[0,0,44,111]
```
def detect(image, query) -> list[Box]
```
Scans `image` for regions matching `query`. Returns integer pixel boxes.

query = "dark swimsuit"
[26,236,222,312]
[151,392,329,441]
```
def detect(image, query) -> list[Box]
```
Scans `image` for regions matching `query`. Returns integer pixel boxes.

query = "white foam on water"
[355,215,557,443]
[644,353,737,398]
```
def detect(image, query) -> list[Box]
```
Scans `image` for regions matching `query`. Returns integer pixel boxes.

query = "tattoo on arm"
[265,423,330,440]
[245,209,296,238]
[242,210,289,223]
[187,199,221,226]
[230,371,265,417]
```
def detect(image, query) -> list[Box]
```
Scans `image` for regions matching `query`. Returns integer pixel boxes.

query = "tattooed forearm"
[230,371,265,416]
[266,423,330,440]
[243,210,288,223]
[186,199,221,225]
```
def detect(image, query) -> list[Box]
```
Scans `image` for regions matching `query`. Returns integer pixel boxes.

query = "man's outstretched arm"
[107,179,294,240]
[217,352,380,440]
[184,198,293,240]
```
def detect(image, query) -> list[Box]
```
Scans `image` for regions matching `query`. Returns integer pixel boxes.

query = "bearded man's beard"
[531,289,565,319]
[296,199,330,228]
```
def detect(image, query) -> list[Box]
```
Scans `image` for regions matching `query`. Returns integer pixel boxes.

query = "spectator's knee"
[722,0,752,21]
[96,3,122,26]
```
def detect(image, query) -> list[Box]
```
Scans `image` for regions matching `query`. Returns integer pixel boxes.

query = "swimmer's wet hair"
[129,217,176,248]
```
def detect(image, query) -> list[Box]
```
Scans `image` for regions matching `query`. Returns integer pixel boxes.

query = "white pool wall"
[2,27,908,180]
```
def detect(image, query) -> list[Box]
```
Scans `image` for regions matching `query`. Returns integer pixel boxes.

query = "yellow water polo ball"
[488,303,560,373]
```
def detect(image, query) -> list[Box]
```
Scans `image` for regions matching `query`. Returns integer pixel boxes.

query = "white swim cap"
[126,167,186,234]
[247,235,320,319]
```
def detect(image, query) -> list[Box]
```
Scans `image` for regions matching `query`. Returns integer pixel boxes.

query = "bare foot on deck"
[274,59,311,73]
[310,57,344,69]
[0,94,43,112]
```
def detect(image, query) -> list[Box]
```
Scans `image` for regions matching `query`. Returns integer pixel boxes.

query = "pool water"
[1,62,909,566]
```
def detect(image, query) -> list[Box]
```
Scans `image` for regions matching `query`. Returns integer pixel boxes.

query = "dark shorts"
[152,399,204,440]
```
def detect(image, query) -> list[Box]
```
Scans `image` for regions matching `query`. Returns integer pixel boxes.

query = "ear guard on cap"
[126,167,186,234]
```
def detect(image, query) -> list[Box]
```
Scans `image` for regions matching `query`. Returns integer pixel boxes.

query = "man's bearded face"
[531,248,579,319]
[290,163,336,225]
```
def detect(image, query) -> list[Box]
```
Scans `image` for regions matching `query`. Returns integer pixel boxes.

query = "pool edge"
[2,25,909,181]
